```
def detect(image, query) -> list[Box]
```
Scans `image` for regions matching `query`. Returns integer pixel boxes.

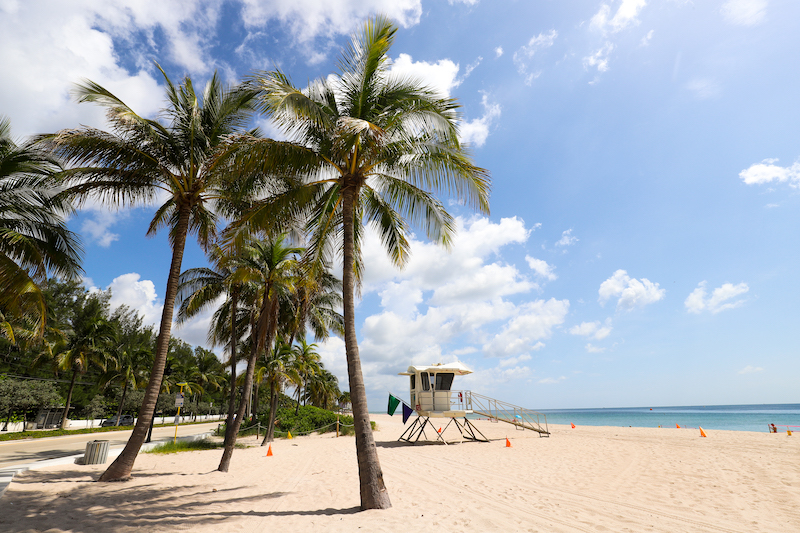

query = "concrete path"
[0,422,222,497]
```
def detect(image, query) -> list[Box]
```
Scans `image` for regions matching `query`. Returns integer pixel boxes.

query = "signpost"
[174,382,188,444]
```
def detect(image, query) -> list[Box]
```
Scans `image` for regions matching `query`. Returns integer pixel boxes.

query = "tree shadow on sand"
[0,469,360,532]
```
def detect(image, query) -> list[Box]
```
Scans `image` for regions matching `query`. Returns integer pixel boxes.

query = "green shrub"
[257,405,375,437]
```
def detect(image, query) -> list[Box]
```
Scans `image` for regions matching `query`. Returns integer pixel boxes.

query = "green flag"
[388,394,401,415]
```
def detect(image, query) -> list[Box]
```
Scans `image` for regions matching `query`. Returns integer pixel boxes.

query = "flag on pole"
[388,394,401,415]
[402,403,413,424]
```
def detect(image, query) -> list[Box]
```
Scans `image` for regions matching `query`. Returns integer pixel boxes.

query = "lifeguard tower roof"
[398,361,473,376]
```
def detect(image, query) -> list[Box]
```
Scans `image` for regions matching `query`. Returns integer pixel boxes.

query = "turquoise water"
[536,404,800,433]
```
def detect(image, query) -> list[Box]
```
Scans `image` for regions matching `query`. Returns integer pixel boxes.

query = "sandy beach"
[0,414,797,532]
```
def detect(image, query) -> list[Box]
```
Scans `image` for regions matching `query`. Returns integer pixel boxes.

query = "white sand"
[0,414,798,532]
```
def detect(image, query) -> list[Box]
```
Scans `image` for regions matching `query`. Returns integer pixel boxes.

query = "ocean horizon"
[376,403,800,433]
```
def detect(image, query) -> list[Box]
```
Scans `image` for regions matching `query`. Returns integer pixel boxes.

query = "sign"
[175,393,184,408]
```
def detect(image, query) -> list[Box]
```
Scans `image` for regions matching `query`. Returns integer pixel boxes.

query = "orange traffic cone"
[505,438,512,448]
[266,444,273,457]
[699,427,707,438]
[570,423,576,429]
[676,424,680,429]
[438,427,442,433]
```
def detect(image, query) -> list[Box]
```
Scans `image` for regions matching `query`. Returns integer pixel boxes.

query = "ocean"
[536,403,800,433]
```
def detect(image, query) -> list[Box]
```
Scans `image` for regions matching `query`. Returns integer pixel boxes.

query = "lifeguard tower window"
[410,375,415,390]
[435,373,454,391]
[421,372,430,391]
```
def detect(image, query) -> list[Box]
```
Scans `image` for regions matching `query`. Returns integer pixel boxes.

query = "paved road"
[0,422,223,469]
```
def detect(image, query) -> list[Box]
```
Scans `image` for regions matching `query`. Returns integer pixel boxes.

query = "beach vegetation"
[38,67,265,482]
[224,15,490,509]
[143,438,245,454]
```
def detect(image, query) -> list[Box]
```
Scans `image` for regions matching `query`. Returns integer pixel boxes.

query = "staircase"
[462,391,550,436]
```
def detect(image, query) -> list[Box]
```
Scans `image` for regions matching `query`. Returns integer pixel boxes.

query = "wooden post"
[336,414,340,437]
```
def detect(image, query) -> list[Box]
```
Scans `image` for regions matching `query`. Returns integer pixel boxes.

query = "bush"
[258,405,375,437]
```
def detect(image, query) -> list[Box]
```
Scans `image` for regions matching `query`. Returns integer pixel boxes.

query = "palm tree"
[261,339,299,444]
[217,234,302,471]
[55,294,116,428]
[227,17,490,509]
[305,367,340,410]
[0,117,82,338]
[39,68,265,481]
[291,338,321,414]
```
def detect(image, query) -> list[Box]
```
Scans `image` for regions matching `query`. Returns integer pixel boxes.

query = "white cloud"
[389,53,461,98]
[555,229,578,247]
[498,354,532,368]
[239,0,424,43]
[569,319,612,340]
[459,92,502,148]
[738,365,763,374]
[739,158,800,188]
[640,29,654,46]
[599,270,665,310]
[494,46,504,58]
[538,376,566,384]
[685,281,749,314]
[525,256,557,281]
[80,209,123,247]
[583,42,615,73]
[721,0,767,26]
[585,344,606,353]
[106,273,164,327]
[686,79,721,99]
[590,0,647,34]
[482,299,570,357]
[513,30,557,84]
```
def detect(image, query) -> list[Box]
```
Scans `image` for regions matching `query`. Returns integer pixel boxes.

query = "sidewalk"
[0,430,213,497]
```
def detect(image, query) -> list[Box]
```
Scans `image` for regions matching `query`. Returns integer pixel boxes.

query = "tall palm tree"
[39,68,265,481]
[226,17,490,508]
[261,339,299,444]
[0,117,82,338]
[291,337,321,414]
[100,319,154,426]
[217,234,302,471]
[304,367,340,410]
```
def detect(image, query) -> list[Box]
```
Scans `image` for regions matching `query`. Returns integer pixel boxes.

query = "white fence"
[0,413,226,433]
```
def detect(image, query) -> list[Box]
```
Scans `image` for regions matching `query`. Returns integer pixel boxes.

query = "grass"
[144,438,246,454]
[0,419,224,442]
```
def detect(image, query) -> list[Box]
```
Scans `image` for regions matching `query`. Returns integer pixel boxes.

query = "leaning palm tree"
[38,67,265,481]
[226,16,490,509]
[0,117,82,337]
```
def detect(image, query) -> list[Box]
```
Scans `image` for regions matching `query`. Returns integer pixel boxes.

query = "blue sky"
[2,0,799,409]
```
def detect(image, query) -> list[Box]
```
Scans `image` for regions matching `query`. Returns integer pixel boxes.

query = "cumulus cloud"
[721,0,767,26]
[684,281,749,314]
[106,273,164,327]
[599,270,665,310]
[739,158,800,188]
[495,46,504,58]
[738,365,763,374]
[389,53,461,97]
[513,30,557,85]
[569,319,612,340]
[585,344,606,353]
[555,229,578,247]
[459,92,502,148]
[590,0,648,34]
[482,299,570,357]
[525,256,557,281]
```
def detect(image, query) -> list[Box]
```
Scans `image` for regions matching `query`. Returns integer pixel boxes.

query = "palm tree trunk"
[295,382,301,415]
[341,183,391,509]
[98,206,191,482]
[60,368,78,430]
[223,290,238,448]
[263,382,279,444]
[114,380,129,426]
[218,330,259,472]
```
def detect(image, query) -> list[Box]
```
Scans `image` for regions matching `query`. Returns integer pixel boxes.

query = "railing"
[462,390,549,435]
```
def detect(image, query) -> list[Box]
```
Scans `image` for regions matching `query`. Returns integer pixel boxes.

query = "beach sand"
[0,414,797,532]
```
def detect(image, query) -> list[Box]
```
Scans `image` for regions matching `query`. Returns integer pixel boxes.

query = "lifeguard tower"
[397,362,550,444]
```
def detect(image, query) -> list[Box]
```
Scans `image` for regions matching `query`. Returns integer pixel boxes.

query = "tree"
[0,377,62,430]
[40,68,263,481]
[0,117,82,339]
[217,234,302,471]
[54,294,116,429]
[229,17,490,508]
[291,338,321,414]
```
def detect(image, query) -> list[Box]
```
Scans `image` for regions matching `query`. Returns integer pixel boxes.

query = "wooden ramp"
[465,391,550,437]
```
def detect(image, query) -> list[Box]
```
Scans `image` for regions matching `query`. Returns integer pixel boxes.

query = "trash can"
[84,440,110,464]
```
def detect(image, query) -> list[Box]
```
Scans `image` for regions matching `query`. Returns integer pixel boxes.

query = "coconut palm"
[261,339,299,443]
[217,234,302,471]
[226,16,490,508]
[38,68,267,481]
[291,337,321,414]
[304,367,340,411]
[0,117,82,338]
